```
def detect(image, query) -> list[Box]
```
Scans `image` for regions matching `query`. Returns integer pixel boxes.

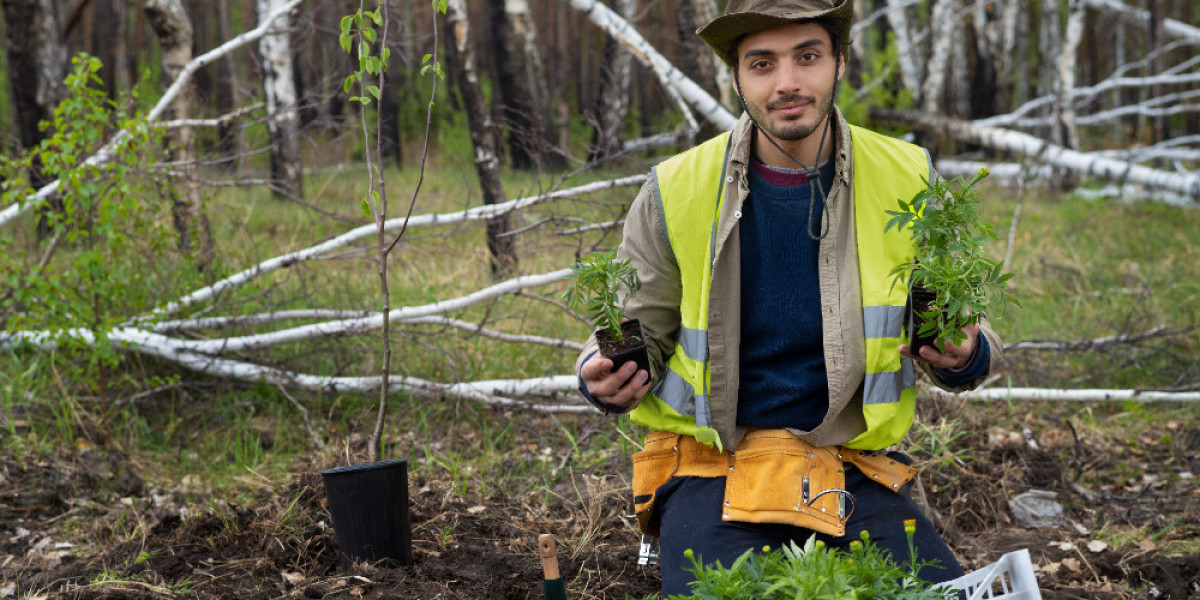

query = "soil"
[597,320,650,377]
[3,395,1199,600]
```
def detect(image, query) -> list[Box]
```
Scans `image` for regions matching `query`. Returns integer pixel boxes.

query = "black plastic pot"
[596,318,651,378]
[907,286,939,356]
[320,458,413,570]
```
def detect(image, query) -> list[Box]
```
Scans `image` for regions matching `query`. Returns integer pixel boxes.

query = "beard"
[746,84,837,142]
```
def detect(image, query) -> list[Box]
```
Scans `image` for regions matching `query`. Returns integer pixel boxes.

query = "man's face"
[734,22,843,144]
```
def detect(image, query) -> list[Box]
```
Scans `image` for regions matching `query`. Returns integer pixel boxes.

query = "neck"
[752,112,836,170]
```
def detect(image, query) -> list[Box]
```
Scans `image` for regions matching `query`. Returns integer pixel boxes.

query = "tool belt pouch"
[723,430,849,537]
[631,431,682,537]
[630,430,918,538]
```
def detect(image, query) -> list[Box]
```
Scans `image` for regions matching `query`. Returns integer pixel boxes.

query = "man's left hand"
[899,324,979,370]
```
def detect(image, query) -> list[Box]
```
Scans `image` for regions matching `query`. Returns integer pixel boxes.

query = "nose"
[775,62,803,95]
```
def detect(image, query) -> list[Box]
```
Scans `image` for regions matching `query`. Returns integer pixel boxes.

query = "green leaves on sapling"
[562,250,641,342]
[884,167,1019,351]
[670,531,956,600]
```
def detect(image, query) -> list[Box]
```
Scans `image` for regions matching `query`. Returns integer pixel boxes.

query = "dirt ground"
[3,395,1199,600]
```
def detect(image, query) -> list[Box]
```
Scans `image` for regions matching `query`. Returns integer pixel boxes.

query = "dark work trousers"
[654,462,965,596]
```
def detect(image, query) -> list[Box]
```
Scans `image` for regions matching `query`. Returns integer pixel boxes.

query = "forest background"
[1,0,1199,598]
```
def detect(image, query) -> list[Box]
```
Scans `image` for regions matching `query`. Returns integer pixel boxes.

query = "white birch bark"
[920,0,955,116]
[146,175,645,319]
[1057,0,1085,144]
[154,312,583,351]
[1082,0,1200,44]
[0,0,305,228]
[257,0,302,200]
[870,108,1200,199]
[564,0,736,130]
[927,386,1200,403]
[884,0,924,104]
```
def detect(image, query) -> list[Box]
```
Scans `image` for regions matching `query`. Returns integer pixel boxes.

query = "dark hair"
[728,18,843,70]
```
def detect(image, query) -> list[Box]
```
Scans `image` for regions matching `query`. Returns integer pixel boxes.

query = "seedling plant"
[562,249,641,342]
[884,168,1019,351]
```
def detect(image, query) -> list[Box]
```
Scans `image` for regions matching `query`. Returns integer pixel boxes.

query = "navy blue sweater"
[737,158,989,431]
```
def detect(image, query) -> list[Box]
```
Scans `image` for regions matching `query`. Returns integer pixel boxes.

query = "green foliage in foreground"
[668,530,954,600]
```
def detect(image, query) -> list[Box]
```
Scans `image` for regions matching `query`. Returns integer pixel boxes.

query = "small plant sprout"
[672,534,954,599]
[884,167,1019,351]
[562,249,641,342]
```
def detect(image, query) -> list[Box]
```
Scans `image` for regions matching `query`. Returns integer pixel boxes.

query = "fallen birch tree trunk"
[154,312,583,351]
[870,108,1200,201]
[1,323,586,410]
[927,386,1200,403]
[564,0,736,131]
[146,174,646,320]
[0,0,305,229]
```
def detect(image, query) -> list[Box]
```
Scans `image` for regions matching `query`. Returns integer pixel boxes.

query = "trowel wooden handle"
[538,533,561,580]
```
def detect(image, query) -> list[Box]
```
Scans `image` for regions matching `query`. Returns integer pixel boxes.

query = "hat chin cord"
[733,63,842,241]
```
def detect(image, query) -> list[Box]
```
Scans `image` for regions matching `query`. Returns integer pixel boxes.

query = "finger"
[607,368,652,407]
[580,355,614,381]
[585,360,638,398]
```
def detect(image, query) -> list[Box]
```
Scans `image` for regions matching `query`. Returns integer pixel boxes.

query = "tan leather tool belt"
[631,429,918,537]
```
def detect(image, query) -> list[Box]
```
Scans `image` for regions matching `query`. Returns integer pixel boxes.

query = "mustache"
[766,94,817,110]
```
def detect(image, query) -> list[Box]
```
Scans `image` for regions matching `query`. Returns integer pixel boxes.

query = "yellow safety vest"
[630,125,929,452]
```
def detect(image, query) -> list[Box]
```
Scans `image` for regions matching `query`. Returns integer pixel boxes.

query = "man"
[575,0,1002,594]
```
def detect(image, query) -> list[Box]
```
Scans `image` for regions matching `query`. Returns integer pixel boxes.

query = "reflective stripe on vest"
[630,126,930,452]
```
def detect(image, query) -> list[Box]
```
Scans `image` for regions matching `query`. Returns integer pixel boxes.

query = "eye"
[799,52,819,63]
[749,59,771,71]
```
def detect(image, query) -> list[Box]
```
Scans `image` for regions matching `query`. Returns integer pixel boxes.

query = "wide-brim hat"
[697,0,853,68]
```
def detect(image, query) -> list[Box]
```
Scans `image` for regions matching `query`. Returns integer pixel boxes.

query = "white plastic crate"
[939,549,1043,600]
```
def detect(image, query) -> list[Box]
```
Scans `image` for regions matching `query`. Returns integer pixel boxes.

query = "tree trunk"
[1052,0,1084,188]
[489,0,564,170]
[588,0,637,161]
[445,0,517,276]
[920,0,954,116]
[1,0,66,237]
[145,0,213,265]
[257,0,303,200]
[1148,0,1167,147]
[674,0,729,120]
[885,0,923,104]
[970,0,999,119]
[215,0,241,170]
[378,30,403,167]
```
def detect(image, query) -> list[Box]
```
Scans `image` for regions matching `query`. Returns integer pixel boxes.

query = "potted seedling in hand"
[884,167,1019,355]
[563,249,650,378]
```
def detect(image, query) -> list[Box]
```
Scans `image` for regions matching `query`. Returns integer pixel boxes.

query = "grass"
[2,141,1199,598]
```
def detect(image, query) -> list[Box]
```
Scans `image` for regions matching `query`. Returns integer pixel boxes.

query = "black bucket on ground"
[320,458,413,570]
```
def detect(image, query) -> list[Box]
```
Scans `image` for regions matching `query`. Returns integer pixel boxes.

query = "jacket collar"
[728,107,853,191]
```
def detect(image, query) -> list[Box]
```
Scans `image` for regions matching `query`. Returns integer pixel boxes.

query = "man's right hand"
[580,354,652,409]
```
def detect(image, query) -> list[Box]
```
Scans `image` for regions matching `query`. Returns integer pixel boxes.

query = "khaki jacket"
[577,110,1002,450]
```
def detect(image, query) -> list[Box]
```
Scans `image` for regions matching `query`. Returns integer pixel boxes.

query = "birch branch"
[927,386,1200,402]
[564,0,736,130]
[145,269,575,354]
[975,54,1200,129]
[0,325,587,410]
[870,108,1200,200]
[0,0,304,228]
[1004,325,1176,351]
[145,175,645,319]
[1082,0,1200,44]
[159,103,264,129]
